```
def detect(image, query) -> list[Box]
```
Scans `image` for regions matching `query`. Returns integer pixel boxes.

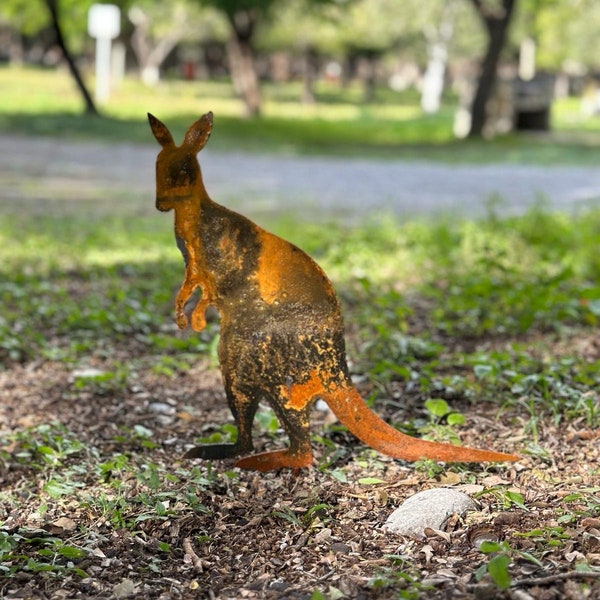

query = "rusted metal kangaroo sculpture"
[148,112,518,472]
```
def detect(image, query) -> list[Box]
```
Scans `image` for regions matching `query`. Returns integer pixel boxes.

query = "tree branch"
[44,0,98,116]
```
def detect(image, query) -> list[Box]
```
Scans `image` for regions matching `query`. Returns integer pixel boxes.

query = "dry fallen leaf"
[45,517,77,534]
[112,579,137,599]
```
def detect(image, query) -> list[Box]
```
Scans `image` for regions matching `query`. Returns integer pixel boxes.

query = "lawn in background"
[1,65,600,163]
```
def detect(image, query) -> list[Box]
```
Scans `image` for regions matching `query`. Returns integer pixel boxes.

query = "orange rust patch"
[255,230,336,306]
[255,231,290,305]
[174,201,201,245]
[218,235,235,256]
[281,369,324,411]
[235,449,313,472]
[218,230,245,271]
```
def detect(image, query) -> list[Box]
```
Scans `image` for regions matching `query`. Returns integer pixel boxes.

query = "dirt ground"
[1,333,599,600]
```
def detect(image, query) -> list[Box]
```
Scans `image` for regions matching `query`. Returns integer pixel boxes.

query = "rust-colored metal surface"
[148,113,519,472]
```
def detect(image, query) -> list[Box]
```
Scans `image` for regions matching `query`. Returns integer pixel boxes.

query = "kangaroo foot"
[234,449,313,472]
[184,443,249,460]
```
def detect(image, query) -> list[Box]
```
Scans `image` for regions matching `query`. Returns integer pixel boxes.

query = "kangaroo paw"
[235,449,313,472]
[175,309,189,330]
[174,282,199,330]
[184,443,248,460]
[190,299,212,332]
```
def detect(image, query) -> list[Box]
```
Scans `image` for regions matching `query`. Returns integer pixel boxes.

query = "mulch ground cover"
[1,332,599,600]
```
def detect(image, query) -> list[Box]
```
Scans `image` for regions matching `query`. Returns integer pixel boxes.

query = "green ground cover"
[1,198,599,422]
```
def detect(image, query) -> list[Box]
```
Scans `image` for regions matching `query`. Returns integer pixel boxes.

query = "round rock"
[384,488,477,538]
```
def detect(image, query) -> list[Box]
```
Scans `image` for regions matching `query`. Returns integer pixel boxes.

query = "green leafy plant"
[6,422,86,469]
[514,525,571,548]
[194,422,238,446]
[476,540,543,590]
[112,424,159,450]
[72,366,129,395]
[401,399,468,459]
[475,487,527,510]
[0,533,88,579]
[272,506,301,527]
[370,556,433,599]
[477,541,513,590]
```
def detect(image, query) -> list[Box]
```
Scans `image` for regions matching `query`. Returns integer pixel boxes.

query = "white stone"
[384,488,477,538]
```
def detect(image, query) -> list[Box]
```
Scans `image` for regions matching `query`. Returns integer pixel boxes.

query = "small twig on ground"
[513,571,600,588]
[183,537,206,572]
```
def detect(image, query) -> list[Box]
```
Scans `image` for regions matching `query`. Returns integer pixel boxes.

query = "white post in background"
[519,37,536,82]
[88,4,121,103]
[111,42,126,91]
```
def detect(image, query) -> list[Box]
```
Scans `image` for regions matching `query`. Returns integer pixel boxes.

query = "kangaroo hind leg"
[235,392,315,473]
[184,383,258,460]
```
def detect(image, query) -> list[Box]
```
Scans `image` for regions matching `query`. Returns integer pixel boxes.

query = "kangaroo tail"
[323,386,518,463]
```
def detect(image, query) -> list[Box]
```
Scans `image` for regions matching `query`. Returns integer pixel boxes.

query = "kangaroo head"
[148,112,213,211]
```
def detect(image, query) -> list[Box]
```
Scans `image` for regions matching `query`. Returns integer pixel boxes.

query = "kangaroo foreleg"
[174,278,198,329]
[174,272,215,331]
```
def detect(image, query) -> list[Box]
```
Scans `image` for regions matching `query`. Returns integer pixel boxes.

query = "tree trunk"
[468,0,516,138]
[225,10,261,117]
[129,6,186,87]
[301,46,318,104]
[9,30,24,65]
[421,2,456,114]
[44,0,98,116]
[362,55,377,104]
[359,50,381,104]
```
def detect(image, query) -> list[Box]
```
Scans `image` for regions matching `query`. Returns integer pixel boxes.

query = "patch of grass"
[4,422,87,471]
[0,206,216,365]
[416,206,600,336]
[2,65,600,163]
[0,421,220,579]
[2,199,599,397]
[321,208,600,439]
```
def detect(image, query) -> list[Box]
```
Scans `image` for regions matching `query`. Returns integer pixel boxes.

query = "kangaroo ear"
[182,111,213,154]
[148,113,175,148]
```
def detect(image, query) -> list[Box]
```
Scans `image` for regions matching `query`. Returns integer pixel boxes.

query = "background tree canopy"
[1,0,599,132]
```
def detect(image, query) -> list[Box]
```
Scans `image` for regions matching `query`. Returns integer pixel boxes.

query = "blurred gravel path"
[2,133,599,221]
